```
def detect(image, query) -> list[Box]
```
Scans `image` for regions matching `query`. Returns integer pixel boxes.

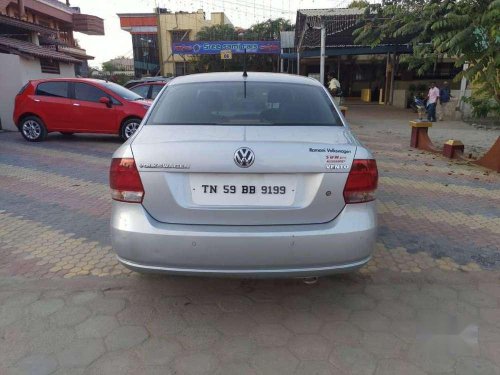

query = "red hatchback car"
[14,78,151,142]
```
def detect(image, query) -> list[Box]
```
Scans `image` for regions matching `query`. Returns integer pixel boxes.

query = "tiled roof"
[0,13,57,34]
[0,36,81,62]
[39,0,77,13]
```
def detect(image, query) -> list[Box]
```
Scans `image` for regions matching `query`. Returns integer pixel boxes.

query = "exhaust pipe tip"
[302,276,319,285]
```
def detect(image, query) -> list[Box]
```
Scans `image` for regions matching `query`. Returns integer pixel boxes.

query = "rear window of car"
[151,84,164,99]
[101,81,143,101]
[130,84,150,98]
[146,81,342,126]
[35,82,69,98]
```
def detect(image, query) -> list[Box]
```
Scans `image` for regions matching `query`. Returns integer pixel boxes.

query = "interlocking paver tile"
[135,337,183,366]
[284,311,322,334]
[321,321,363,345]
[251,323,293,347]
[177,326,222,350]
[374,359,426,375]
[214,335,257,363]
[215,362,258,375]
[294,360,339,375]
[76,315,119,338]
[288,334,331,360]
[11,354,58,375]
[251,347,299,375]
[329,344,377,375]
[213,312,257,336]
[56,338,106,368]
[104,325,149,351]
[173,352,219,375]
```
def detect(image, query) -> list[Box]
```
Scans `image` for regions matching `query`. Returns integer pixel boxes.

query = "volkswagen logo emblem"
[234,147,255,168]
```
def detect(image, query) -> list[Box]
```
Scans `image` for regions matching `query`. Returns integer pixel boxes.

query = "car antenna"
[243,48,248,77]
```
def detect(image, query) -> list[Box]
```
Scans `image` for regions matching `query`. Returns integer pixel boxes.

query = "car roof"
[169,72,322,87]
[125,77,172,84]
[131,81,166,87]
[30,78,113,85]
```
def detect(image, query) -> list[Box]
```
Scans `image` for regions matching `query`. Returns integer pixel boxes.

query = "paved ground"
[0,105,499,374]
[345,100,500,157]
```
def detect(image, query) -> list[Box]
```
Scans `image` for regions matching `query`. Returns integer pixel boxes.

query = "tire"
[60,132,74,136]
[120,118,141,141]
[19,115,47,142]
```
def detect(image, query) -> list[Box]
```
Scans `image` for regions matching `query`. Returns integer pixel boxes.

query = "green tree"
[353,0,500,117]
[102,61,117,73]
[245,18,293,41]
[348,0,369,9]
[196,24,239,41]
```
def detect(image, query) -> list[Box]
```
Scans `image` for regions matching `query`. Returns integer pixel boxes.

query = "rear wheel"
[120,118,141,141]
[20,116,47,142]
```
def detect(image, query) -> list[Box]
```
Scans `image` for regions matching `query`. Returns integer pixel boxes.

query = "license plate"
[190,174,297,206]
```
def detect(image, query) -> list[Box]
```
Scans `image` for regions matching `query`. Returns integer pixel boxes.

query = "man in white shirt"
[328,74,341,105]
[426,82,440,122]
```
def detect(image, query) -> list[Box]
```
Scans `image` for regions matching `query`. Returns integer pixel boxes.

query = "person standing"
[328,73,342,106]
[438,81,452,121]
[426,82,440,122]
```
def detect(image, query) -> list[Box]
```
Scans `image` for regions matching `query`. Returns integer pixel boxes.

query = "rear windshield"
[101,81,143,101]
[146,81,342,126]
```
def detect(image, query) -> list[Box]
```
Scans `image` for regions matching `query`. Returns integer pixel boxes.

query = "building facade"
[118,9,232,77]
[103,56,134,76]
[294,8,461,109]
[0,0,104,130]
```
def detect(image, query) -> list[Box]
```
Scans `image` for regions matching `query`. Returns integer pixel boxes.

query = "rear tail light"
[343,159,378,204]
[109,158,144,203]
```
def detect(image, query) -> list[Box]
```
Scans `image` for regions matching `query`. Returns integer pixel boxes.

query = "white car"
[110,72,378,277]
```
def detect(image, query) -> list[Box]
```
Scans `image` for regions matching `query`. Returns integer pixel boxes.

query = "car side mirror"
[99,96,112,108]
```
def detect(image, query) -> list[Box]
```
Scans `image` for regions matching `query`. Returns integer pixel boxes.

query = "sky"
[70,0,365,67]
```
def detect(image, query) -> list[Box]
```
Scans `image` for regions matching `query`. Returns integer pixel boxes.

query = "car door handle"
[34,99,40,102]
[73,103,80,106]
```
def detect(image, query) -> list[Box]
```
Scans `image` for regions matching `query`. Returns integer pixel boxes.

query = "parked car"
[129,82,167,100]
[14,78,151,142]
[124,77,172,89]
[110,72,378,278]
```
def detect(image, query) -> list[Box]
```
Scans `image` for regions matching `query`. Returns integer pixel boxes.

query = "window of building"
[171,30,189,42]
[74,83,107,103]
[35,82,69,98]
[132,34,160,77]
[40,59,60,74]
[175,62,189,76]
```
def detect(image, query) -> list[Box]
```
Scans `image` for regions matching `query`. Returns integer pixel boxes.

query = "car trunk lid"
[132,125,357,225]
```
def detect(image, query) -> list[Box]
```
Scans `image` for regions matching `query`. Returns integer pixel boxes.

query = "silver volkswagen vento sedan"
[110,72,378,277]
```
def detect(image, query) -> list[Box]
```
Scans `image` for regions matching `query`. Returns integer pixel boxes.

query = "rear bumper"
[110,201,377,277]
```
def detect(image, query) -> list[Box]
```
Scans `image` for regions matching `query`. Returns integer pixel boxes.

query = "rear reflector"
[109,158,144,203]
[343,159,378,204]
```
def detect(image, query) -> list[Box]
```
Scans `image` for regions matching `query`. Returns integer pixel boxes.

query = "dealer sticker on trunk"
[308,147,351,170]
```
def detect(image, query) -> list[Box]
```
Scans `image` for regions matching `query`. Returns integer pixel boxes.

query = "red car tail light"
[343,159,378,204]
[110,158,144,203]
